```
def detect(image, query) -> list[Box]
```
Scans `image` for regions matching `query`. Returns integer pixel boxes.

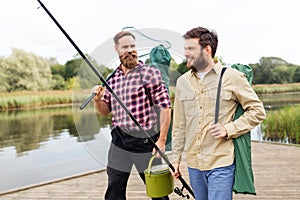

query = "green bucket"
[144,155,174,198]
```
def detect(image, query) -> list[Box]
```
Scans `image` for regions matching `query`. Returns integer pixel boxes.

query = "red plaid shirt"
[102,62,171,130]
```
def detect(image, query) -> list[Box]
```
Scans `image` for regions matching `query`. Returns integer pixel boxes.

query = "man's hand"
[153,139,166,158]
[92,85,110,115]
[171,163,181,179]
[152,108,171,157]
[92,85,105,102]
[209,122,228,139]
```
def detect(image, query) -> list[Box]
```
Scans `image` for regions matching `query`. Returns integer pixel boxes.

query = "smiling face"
[115,35,138,70]
[184,38,212,72]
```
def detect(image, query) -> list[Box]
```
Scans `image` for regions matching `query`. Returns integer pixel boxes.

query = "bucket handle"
[147,155,170,174]
[147,155,157,174]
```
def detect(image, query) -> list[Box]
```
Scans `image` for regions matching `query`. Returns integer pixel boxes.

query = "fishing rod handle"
[178,176,195,199]
[156,149,195,198]
[159,149,195,199]
[79,93,96,110]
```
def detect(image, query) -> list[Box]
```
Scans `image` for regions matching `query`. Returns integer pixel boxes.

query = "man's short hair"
[113,31,135,45]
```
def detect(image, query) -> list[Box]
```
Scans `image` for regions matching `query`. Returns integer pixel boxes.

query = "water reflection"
[0,106,111,193]
[258,92,300,110]
[0,108,73,156]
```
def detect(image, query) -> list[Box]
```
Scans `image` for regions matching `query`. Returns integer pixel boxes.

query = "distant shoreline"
[1,82,300,110]
[0,90,85,111]
[253,82,300,94]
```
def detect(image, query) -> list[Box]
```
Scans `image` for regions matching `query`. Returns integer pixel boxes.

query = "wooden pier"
[1,141,300,200]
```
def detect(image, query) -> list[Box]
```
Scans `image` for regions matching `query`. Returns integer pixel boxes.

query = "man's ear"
[205,45,212,57]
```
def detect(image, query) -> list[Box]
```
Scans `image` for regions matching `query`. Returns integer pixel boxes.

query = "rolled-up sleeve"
[148,68,171,109]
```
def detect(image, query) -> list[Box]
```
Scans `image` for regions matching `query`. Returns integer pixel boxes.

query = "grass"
[262,104,300,144]
[1,83,300,110]
[253,83,300,94]
[0,90,75,110]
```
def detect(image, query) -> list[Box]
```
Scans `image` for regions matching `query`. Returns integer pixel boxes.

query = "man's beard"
[189,50,209,71]
[119,51,138,69]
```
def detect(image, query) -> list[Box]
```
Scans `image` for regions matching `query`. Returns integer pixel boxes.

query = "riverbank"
[253,82,300,94]
[0,90,82,111]
[1,83,300,110]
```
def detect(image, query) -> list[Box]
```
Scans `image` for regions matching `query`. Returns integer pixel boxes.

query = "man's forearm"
[158,108,171,141]
[94,100,110,116]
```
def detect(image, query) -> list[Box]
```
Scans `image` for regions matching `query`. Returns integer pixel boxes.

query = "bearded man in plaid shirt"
[93,31,171,200]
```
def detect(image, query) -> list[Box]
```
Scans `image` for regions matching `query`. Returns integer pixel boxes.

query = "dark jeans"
[104,126,169,200]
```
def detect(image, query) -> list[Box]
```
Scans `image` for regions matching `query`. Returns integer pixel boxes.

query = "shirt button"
[200,106,203,109]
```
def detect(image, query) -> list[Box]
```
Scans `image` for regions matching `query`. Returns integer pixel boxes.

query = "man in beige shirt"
[171,26,266,200]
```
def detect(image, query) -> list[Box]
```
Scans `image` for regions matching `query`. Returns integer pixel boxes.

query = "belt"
[118,125,159,138]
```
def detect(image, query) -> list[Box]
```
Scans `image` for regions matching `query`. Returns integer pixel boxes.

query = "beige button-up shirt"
[172,63,266,170]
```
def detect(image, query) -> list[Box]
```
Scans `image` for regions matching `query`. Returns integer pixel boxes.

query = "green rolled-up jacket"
[232,63,256,195]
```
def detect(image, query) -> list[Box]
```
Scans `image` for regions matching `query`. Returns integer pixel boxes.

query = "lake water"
[258,91,300,110]
[0,106,112,193]
[0,92,299,193]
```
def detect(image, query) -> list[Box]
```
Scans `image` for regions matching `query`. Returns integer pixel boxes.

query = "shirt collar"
[116,60,144,75]
[188,60,224,79]
[213,60,224,76]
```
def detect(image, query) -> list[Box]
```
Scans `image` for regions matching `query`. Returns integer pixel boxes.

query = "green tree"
[51,63,67,90]
[252,57,297,84]
[102,66,114,80]
[294,66,300,82]
[52,74,66,90]
[0,48,53,92]
[63,55,102,89]
[176,61,188,75]
[271,65,293,83]
[0,57,9,92]
[64,57,83,80]
[65,77,80,90]
[51,63,66,77]
[170,58,178,70]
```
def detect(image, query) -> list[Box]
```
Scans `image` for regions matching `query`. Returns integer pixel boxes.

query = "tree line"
[0,48,113,92]
[0,48,299,93]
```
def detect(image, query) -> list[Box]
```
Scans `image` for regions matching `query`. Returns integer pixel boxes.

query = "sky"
[1,0,300,66]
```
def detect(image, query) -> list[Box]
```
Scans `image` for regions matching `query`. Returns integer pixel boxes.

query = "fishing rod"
[80,93,96,110]
[36,1,194,199]
[79,69,116,110]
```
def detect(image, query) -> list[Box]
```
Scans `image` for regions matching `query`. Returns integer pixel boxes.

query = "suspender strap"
[139,66,160,131]
[214,67,227,124]
[139,66,155,107]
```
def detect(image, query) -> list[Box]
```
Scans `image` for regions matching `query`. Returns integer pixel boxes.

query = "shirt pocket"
[179,92,198,116]
[208,90,232,117]
[208,89,232,100]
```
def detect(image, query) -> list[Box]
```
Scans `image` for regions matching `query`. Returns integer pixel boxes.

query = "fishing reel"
[174,186,190,199]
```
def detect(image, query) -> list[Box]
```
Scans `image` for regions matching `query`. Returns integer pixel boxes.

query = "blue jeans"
[188,162,235,200]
